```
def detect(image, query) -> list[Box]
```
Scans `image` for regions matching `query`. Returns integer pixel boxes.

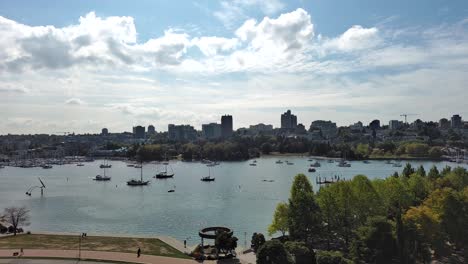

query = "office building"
[133,126,145,139]
[281,110,297,129]
[221,115,233,138]
[202,123,222,139]
[439,118,450,129]
[389,120,403,130]
[249,123,274,134]
[310,120,337,139]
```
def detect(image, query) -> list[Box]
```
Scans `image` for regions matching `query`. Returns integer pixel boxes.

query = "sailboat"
[127,162,150,186]
[100,159,111,168]
[201,167,215,182]
[154,162,175,179]
[94,166,111,181]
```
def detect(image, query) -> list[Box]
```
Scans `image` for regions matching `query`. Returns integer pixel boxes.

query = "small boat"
[100,164,111,168]
[127,164,135,167]
[286,162,294,165]
[154,163,175,179]
[76,163,84,167]
[249,163,257,166]
[207,163,216,167]
[385,160,393,165]
[262,179,275,182]
[127,163,150,186]
[392,162,402,167]
[134,165,142,168]
[275,160,283,164]
[337,160,351,167]
[310,161,321,167]
[362,160,370,164]
[308,158,314,161]
[168,189,175,193]
[94,166,111,181]
[201,167,215,182]
[327,159,334,163]
[308,167,316,172]
[253,160,257,163]
[42,164,53,169]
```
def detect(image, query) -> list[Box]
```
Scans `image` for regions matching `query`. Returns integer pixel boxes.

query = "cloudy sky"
[1,0,468,134]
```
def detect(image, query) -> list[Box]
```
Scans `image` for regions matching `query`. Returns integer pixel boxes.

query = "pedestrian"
[137,247,141,258]
[184,240,186,248]
[20,248,23,256]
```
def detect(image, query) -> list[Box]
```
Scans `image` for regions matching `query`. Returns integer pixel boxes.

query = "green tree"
[316,251,352,264]
[261,142,273,154]
[284,241,316,264]
[288,174,322,242]
[215,231,238,256]
[416,165,426,177]
[350,216,396,264]
[402,163,415,177]
[251,233,266,252]
[428,165,440,180]
[257,240,294,264]
[350,175,383,225]
[268,202,289,237]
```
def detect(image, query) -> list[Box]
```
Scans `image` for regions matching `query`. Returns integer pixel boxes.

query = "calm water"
[0,157,466,245]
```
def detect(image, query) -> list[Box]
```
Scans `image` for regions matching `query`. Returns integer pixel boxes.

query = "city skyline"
[1,1,468,134]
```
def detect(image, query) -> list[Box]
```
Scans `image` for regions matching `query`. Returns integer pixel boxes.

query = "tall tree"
[257,240,294,264]
[402,163,415,177]
[288,174,322,242]
[268,202,289,237]
[2,207,30,236]
[427,165,440,180]
[416,165,426,177]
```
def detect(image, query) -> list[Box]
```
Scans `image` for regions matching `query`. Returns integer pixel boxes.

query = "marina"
[0,156,466,243]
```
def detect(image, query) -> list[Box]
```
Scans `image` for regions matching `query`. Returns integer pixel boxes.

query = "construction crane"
[400,113,417,124]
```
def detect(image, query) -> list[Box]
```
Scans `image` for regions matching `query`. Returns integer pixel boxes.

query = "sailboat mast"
[140,162,143,181]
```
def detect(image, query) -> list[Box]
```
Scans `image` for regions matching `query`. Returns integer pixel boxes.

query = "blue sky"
[0,0,468,133]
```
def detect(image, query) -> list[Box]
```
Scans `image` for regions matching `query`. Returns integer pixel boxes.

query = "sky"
[1,0,468,134]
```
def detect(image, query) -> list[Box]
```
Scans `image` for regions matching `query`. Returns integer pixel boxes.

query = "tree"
[257,240,294,264]
[402,163,415,177]
[251,233,266,252]
[288,174,322,242]
[2,207,30,236]
[284,241,316,264]
[428,165,440,180]
[215,231,238,256]
[261,142,273,154]
[350,216,396,264]
[268,202,289,237]
[416,165,426,177]
[316,251,352,264]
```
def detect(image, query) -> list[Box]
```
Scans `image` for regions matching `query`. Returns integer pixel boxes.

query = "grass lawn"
[0,234,189,259]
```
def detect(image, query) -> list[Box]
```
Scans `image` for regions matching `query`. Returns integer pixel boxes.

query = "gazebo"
[197,226,233,259]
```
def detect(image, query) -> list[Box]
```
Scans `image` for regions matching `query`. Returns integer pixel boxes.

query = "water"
[0,157,466,245]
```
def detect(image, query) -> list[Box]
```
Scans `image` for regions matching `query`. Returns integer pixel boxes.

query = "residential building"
[296,123,307,134]
[147,125,156,135]
[168,124,197,141]
[101,128,109,136]
[281,110,297,129]
[389,120,403,130]
[249,123,274,135]
[451,114,462,128]
[310,120,337,139]
[133,126,145,139]
[221,115,233,138]
[349,121,363,131]
[202,123,222,139]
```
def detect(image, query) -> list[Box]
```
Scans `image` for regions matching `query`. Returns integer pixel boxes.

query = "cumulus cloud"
[0,12,190,72]
[192,36,239,56]
[65,98,85,105]
[214,0,285,28]
[320,25,381,53]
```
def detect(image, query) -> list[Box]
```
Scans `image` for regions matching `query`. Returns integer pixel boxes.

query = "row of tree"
[257,164,467,263]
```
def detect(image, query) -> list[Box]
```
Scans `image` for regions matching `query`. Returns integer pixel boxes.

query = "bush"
[257,240,294,264]
[284,241,316,264]
[251,233,266,252]
[316,251,352,264]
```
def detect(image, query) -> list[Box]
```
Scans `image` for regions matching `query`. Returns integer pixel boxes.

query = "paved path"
[0,249,195,264]
[0,259,111,264]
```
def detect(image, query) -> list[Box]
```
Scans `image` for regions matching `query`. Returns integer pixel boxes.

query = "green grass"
[0,234,190,259]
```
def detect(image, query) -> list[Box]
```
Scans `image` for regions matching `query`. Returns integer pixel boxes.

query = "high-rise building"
[133,125,145,139]
[310,120,337,139]
[147,125,156,135]
[168,124,197,141]
[202,123,222,139]
[451,114,462,128]
[281,110,297,129]
[221,115,233,138]
[101,128,109,136]
[439,118,450,129]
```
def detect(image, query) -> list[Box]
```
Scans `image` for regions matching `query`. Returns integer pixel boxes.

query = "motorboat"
[42,164,53,169]
[310,161,321,167]
[337,160,351,167]
[249,163,257,166]
[76,163,84,166]
[275,160,283,164]
[308,167,316,172]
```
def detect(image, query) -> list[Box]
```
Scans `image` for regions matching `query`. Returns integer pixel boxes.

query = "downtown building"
[281,110,297,130]
[168,124,197,141]
[221,115,233,138]
[202,123,222,139]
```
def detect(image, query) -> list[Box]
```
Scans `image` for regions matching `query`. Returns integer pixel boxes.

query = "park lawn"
[0,234,189,259]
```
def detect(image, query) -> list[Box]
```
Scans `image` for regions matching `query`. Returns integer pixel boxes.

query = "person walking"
[184,240,187,248]
[137,247,141,258]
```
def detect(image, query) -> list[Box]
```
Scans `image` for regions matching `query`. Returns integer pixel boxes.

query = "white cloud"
[65,98,85,105]
[0,84,29,93]
[320,25,381,53]
[214,0,285,28]
[192,36,239,56]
